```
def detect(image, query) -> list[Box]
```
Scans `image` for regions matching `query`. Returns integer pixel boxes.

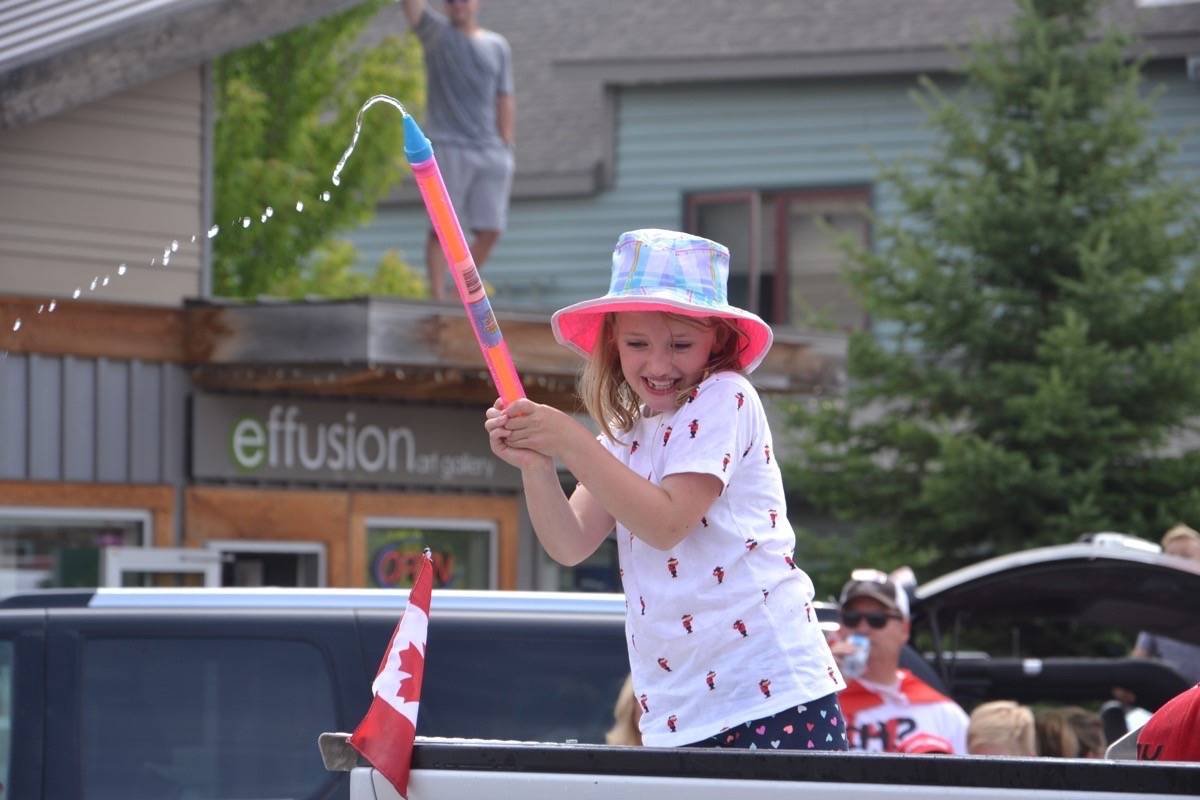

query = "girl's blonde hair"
[579,312,748,441]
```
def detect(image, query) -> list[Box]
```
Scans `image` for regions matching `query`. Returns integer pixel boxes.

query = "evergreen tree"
[213,0,425,298]
[788,0,1200,580]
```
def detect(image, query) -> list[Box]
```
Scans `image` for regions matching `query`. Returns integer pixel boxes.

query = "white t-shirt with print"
[598,371,845,747]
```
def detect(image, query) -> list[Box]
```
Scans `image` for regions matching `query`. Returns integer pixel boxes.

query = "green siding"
[350,65,1200,313]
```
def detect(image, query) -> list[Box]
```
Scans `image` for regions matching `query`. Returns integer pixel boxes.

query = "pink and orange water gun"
[333,95,525,404]
[402,113,525,404]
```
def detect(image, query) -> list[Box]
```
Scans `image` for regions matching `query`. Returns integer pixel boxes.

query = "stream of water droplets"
[2,189,346,360]
[2,93,415,361]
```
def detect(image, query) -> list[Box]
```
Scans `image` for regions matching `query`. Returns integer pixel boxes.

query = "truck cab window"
[80,637,338,800]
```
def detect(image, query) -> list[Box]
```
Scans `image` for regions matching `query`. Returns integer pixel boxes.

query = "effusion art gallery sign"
[191,393,522,491]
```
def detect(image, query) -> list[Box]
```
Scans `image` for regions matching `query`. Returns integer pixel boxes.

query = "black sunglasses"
[841,610,901,629]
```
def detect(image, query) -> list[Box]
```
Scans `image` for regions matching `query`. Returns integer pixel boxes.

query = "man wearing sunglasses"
[835,569,969,754]
[403,0,516,301]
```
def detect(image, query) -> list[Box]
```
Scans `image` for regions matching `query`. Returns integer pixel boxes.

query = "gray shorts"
[434,140,515,233]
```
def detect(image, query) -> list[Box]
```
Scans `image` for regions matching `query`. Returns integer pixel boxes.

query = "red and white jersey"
[600,372,843,747]
[839,670,969,753]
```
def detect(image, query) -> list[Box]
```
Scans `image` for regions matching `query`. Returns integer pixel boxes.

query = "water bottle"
[840,633,870,679]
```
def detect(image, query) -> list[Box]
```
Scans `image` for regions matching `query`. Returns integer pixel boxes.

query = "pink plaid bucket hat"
[550,229,773,372]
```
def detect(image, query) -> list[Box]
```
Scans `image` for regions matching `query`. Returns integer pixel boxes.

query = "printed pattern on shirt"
[598,371,845,747]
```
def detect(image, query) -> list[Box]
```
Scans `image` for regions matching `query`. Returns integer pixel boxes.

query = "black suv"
[0,589,633,800]
[4,537,1193,799]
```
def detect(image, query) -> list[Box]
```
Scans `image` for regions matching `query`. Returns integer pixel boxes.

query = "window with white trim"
[0,508,149,592]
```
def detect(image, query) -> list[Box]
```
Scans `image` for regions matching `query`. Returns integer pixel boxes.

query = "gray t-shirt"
[415,7,513,147]
[1135,630,1200,685]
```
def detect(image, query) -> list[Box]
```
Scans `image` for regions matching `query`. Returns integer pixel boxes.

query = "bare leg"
[470,229,501,271]
[426,229,446,301]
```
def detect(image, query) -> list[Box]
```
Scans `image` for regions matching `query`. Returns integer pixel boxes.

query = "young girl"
[485,229,847,749]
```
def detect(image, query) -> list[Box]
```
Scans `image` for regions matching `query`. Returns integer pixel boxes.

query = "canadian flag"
[349,549,433,798]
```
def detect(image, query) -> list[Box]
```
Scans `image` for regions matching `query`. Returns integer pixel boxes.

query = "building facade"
[353,0,1200,325]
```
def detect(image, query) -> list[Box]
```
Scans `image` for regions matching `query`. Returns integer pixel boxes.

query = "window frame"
[0,506,153,591]
[685,184,873,329]
[44,610,361,800]
[685,189,764,313]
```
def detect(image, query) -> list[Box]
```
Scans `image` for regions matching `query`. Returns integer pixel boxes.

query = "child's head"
[552,229,772,435]
[1162,523,1200,561]
[968,700,1036,757]
[578,311,742,436]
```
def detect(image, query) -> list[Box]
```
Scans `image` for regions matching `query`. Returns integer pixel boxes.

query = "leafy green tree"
[268,242,425,299]
[213,0,426,298]
[788,0,1200,582]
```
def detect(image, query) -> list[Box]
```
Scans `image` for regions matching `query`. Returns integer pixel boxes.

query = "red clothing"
[839,670,969,753]
[1137,683,1200,762]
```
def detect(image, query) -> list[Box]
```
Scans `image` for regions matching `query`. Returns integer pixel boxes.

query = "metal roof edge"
[913,539,1200,602]
[83,586,628,613]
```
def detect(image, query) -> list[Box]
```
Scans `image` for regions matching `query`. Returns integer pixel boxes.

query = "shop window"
[686,186,872,331]
[0,509,148,592]
[81,637,337,800]
[206,540,325,587]
[366,519,495,590]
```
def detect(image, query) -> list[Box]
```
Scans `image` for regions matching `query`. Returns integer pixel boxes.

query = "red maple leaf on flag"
[396,640,424,704]
[349,550,433,799]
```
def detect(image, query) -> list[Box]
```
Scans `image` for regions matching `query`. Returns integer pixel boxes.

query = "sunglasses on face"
[841,610,901,629]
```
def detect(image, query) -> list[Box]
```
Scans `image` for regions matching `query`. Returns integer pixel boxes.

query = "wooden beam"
[2,294,843,395]
[188,365,583,409]
[428,312,584,375]
[0,295,186,362]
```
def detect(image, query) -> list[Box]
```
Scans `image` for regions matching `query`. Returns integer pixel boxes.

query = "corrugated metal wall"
[352,64,1200,313]
[0,68,205,306]
[0,354,187,485]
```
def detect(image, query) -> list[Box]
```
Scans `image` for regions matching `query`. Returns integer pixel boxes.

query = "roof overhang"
[0,0,371,129]
[183,296,846,404]
[0,294,845,405]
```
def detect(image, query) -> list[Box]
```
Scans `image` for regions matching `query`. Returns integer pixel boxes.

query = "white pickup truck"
[319,732,1199,799]
[320,539,1200,799]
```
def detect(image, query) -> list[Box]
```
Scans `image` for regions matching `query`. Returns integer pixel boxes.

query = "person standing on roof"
[836,569,970,754]
[401,0,515,301]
